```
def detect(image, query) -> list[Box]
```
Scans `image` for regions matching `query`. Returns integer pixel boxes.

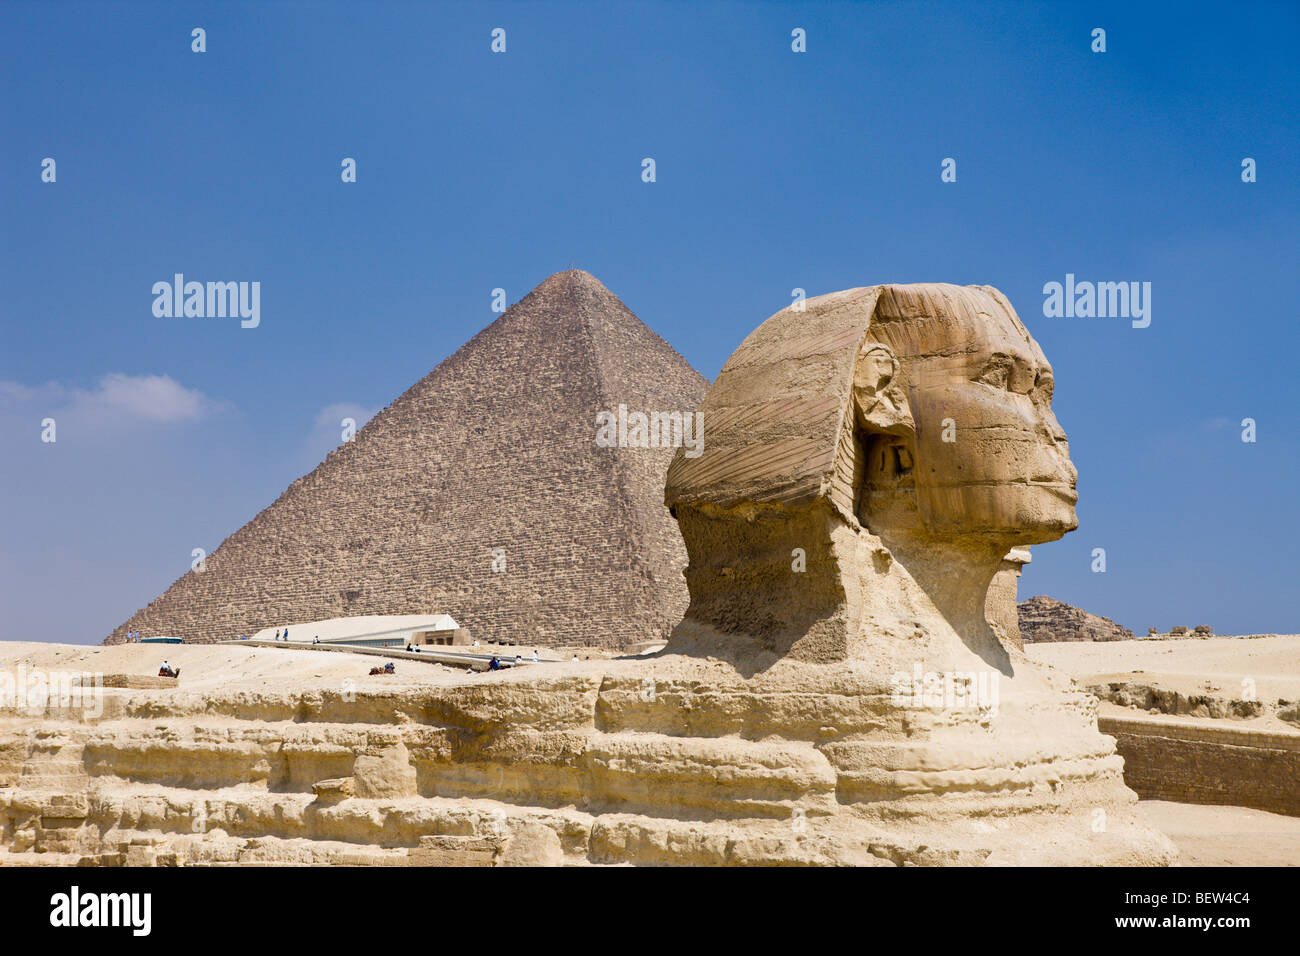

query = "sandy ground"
[29,633,1294,702]
[1137,800,1300,866]
[1026,634,1300,702]
[0,639,631,704]
[0,641,485,695]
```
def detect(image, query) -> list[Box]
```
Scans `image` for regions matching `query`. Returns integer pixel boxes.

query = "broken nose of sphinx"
[1064,458,1078,487]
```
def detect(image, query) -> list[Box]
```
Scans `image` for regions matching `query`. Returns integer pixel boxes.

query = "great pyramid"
[105,271,710,649]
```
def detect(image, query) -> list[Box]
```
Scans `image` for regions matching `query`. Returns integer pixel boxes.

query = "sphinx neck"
[876,533,1012,671]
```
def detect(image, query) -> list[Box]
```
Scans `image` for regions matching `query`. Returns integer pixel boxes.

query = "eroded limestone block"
[409,834,500,867]
[352,742,417,799]
[311,777,355,805]
[497,823,563,867]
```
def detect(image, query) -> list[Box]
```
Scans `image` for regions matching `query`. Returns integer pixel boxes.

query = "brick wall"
[1101,715,1300,817]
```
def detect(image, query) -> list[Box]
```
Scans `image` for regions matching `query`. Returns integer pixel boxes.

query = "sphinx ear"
[853,343,920,533]
[853,343,914,438]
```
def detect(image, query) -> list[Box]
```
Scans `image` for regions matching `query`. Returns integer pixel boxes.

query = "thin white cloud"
[0,381,44,404]
[0,373,221,426]
[81,373,213,423]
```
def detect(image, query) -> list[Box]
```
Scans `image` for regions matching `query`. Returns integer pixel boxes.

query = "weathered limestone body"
[1,283,1175,866]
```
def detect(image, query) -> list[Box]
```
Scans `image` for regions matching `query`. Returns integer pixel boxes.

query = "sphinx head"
[855,285,1078,550]
[663,281,1077,663]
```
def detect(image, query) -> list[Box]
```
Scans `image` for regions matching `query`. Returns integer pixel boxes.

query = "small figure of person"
[532,650,540,663]
[489,656,501,671]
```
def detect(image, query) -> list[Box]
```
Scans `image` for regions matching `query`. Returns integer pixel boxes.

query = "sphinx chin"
[1019,504,1080,541]
[988,489,1078,543]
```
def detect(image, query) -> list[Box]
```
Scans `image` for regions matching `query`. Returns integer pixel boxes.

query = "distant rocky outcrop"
[1146,625,1215,639]
[1018,595,1135,643]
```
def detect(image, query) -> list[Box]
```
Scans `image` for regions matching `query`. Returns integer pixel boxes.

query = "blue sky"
[2,0,1297,643]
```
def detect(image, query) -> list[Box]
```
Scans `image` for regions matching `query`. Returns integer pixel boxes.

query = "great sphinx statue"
[644,282,1176,864]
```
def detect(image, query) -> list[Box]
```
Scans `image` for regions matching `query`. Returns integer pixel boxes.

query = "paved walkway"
[228,639,553,671]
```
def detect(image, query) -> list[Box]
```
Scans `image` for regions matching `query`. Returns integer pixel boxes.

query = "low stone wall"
[1101,714,1300,817]
[102,675,177,690]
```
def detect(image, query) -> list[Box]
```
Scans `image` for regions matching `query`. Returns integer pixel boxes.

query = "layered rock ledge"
[0,649,1173,866]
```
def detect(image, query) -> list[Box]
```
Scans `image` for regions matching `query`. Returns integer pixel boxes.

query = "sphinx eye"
[976,355,1012,390]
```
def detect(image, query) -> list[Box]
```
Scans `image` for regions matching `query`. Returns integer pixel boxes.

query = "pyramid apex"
[535,268,609,293]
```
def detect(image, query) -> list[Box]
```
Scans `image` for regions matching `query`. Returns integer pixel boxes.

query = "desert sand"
[1028,634,1300,729]
[1137,801,1300,867]
[1027,633,1300,693]
[0,640,473,695]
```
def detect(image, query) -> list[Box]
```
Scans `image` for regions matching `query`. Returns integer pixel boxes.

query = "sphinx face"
[860,291,1078,545]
